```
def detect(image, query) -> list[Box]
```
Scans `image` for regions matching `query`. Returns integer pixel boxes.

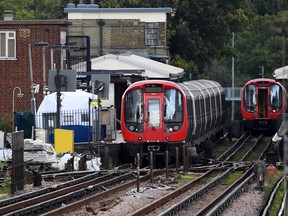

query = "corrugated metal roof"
[74,53,184,79]
[92,54,184,79]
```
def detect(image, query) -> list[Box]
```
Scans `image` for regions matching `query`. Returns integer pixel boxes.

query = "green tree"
[232,10,288,86]
[0,0,35,20]
[0,0,69,20]
[33,0,69,19]
[252,0,288,15]
[168,0,253,76]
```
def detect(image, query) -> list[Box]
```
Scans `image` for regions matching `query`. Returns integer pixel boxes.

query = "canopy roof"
[73,53,185,80]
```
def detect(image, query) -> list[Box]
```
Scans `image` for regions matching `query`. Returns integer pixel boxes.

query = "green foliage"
[33,0,69,19]
[222,172,243,185]
[177,173,201,183]
[0,0,69,20]
[1,176,11,197]
[233,11,288,85]
[252,0,288,15]
[199,60,232,87]
[99,0,173,8]
[170,54,198,80]
[0,115,12,132]
[168,1,253,72]
[0,0,35,20]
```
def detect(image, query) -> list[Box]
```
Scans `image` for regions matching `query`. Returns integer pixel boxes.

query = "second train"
[241,78,287,134]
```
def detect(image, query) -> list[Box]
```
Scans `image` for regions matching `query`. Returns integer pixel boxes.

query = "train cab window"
[124,89,143,123]
[244,84,256,113]
[270,84,282,111]
[148,99,160,127]
[164,89,183,122]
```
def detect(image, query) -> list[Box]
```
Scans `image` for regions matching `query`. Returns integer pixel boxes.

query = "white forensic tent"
[36,90,98,143]
[37,90,97,113]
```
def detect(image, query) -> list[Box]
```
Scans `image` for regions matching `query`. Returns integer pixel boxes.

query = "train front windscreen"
[123,84,184,138]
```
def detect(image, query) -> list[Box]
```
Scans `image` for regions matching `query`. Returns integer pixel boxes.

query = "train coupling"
[147,145,160,152]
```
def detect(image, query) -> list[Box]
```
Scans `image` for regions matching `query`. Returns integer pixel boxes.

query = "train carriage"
[121,79,226,163]
[241,78,287,133]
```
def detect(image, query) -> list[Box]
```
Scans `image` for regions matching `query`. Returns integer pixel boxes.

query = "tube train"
[241,78,287,134]
[120,79,226,163]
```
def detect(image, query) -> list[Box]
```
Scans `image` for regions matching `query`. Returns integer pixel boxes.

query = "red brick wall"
[0,21,69,117]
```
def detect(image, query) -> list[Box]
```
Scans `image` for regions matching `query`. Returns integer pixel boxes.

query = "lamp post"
[231,32,235,121]
[12,87,24,132]
[28,42,49,139]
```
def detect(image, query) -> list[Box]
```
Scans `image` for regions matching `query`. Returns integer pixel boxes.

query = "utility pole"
[56,69,61,129]
[231,32,235,121]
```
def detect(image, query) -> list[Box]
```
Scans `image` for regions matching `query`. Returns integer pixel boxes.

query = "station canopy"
[72,53,185,80]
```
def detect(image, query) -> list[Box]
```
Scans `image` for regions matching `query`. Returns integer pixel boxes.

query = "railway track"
[127,133,272,216]
[0,170,152,215]
[1,133,279,215]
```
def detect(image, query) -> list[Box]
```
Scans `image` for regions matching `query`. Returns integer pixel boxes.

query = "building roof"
[73,53,184,80]
[64,3,172,13]
[0,19,71,25]
[64,3,172,22]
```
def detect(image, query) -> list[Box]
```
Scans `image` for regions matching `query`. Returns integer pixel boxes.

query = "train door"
[144,95,164,142]
[258,89,268,118]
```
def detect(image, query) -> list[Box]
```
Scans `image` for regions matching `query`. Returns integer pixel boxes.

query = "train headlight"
[166,136,170,140]
[169,127,173,132]
[128,125,135,131]
[138,137,142,141]
[173,125,180,131]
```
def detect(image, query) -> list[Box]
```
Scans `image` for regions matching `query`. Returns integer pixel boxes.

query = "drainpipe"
[98,19,105,56]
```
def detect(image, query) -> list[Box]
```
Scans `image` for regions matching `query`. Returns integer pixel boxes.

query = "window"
[164,88,183,122]
[124,88,143,123]
[145,23,159,46]
[148,99,160,127]
[244,84,256,113]
[270,84,282,111]
[0,31,16,58]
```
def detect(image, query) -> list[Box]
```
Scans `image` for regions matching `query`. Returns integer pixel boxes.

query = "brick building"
[64,2,172,64]
[0,11,71,118]
[0,3,175,133]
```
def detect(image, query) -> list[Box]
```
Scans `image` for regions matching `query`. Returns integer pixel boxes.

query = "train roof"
[178,80,223,98]
[124,79,224,100]
[243,78,283,86]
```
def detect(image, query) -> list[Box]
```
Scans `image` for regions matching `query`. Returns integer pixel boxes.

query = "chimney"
[4,10,14,21]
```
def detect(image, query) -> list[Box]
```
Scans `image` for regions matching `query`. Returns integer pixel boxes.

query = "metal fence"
[16,109,92,144]
[35,109,93,144]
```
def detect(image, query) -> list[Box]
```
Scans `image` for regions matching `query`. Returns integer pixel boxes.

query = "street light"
[12,87,24,132]
[28,42,49,139]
